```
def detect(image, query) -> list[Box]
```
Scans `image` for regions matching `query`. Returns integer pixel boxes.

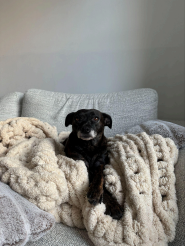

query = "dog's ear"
[65,112,75,127]
[102,113,112,129]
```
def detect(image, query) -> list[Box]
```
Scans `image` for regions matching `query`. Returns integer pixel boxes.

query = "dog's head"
[65,109,112,140]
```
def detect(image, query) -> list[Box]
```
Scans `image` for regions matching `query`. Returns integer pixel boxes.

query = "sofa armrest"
[0,92,24,121]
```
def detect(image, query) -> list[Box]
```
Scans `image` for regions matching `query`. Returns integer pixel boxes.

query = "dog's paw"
[87,182,103,206]
[105,200,124,220]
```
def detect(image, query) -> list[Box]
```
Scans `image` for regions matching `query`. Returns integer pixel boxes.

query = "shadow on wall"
[128,1,185,121]
[141,47,184,121]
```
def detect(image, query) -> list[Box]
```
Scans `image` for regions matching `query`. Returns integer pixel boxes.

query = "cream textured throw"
[0,118,179,246]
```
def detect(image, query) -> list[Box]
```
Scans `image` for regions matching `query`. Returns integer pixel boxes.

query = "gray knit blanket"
[0,118,179,246]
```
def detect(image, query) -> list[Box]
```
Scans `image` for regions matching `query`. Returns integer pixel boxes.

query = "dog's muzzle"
[77,130,97,140]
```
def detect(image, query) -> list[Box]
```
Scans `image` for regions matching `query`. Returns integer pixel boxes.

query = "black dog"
[63,109,123,220]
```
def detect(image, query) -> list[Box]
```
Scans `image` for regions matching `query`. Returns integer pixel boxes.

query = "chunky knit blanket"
[0,118,179,246]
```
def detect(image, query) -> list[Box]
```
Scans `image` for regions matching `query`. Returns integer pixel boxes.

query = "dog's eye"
[75,118,79,121]
[93,117,99,121]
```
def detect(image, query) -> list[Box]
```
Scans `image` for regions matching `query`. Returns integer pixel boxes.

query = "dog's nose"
[83,126,90,133]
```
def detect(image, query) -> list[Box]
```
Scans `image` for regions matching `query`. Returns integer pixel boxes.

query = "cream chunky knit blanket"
[0,118,179,246]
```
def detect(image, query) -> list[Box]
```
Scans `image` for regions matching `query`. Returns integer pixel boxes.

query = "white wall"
[0,0,184,120]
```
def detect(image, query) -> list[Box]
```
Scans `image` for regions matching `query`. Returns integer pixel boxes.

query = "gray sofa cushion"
[0,92,24,121]
[21,88,158,137]
[26,223,94,246]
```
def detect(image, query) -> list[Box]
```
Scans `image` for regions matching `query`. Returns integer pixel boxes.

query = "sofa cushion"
[26,223,94,246]
[0,92,24,121]
[21,88,158,137]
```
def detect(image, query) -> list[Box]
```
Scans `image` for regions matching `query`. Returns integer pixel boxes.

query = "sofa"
[0,88,184,246]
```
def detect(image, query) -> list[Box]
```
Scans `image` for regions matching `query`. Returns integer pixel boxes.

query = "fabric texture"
[26,223,94,246]
[124,119,185,149]
[169,147,185,246]
[0,92,24,121]
[25,148,185,246]
[124,120,185,245]
[0,182,55,246]
[21,88,158,137]
[0,117,179,246]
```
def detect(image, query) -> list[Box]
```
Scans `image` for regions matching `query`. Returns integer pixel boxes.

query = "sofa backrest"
[21,88,158,137]
[0,92,24,121]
